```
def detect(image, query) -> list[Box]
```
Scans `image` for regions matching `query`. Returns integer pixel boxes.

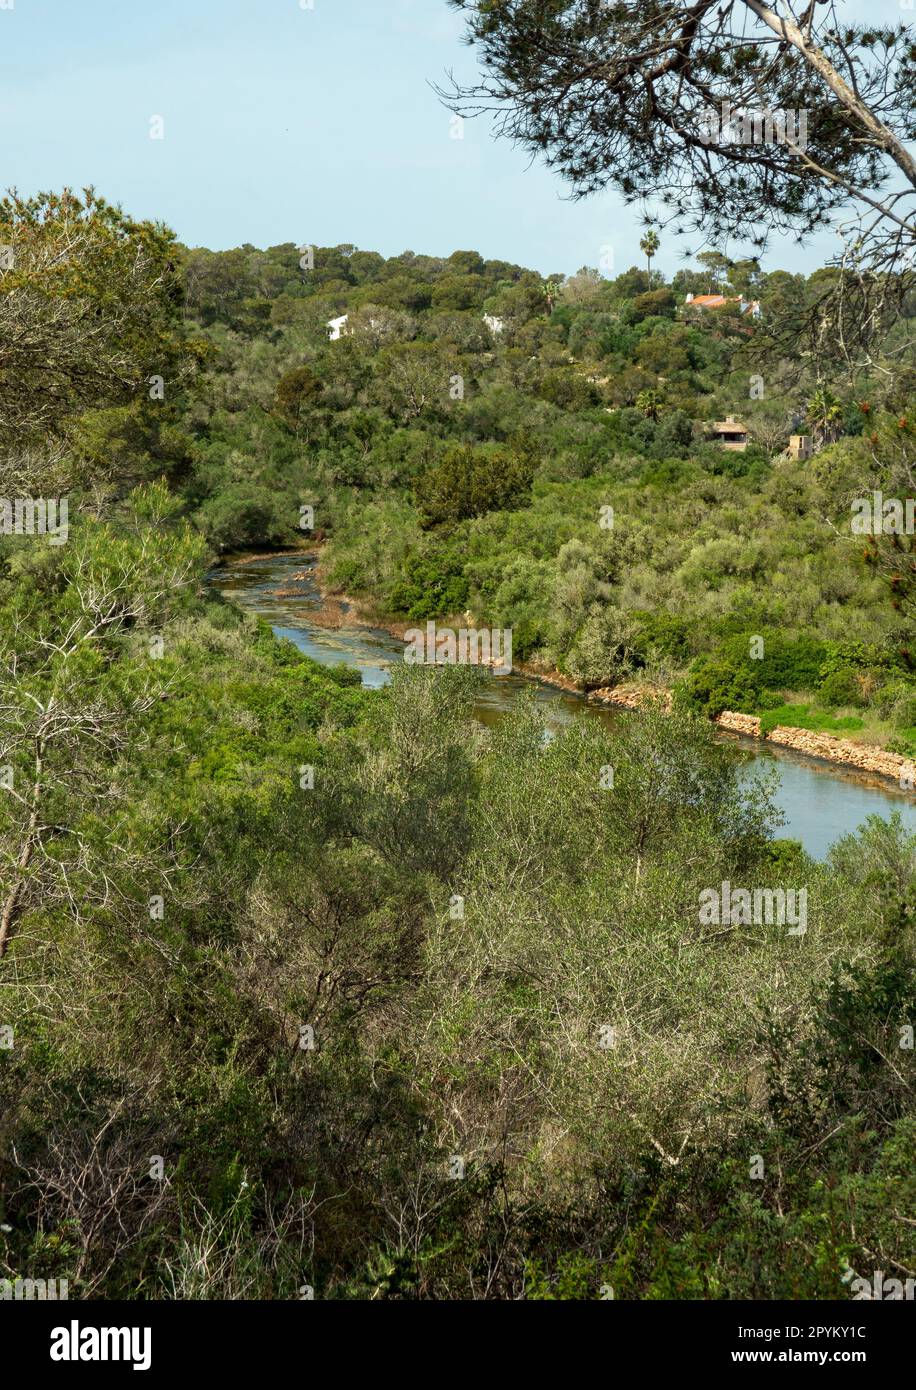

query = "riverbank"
[210,549,916,857]
[591,686,916,788]
[325,571,916,788]
[224,546,916,793]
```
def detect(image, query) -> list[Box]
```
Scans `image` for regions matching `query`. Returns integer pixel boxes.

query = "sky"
[0,0,906,279]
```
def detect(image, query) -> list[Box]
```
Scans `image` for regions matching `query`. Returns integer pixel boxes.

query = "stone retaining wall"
[589,685,672,711]
[588,692,915,788]
[716,712,915,786]
[715,711,762,737]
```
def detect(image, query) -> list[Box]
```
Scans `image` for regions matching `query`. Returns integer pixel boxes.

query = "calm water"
[211,552,916,862]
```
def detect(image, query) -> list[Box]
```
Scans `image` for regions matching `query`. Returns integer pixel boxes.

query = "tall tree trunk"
[0,740,43,959]
[743,0,916,192]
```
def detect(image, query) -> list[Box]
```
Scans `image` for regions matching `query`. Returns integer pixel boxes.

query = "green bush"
[872,676,916,723]
[195,484,296,552]
[893,695,916,731]
[414,438,536,529]
[818,640,902,677]
[681,631,829,717]
[631,610,693,663]
[387,546,470,619]
[818,667,867,709]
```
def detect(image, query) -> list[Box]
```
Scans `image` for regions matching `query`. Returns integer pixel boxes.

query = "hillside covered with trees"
[0,189,914,1301]
[171,237,916,756]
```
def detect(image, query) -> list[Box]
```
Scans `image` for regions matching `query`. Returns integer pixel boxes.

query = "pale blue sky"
[0,0,904,277]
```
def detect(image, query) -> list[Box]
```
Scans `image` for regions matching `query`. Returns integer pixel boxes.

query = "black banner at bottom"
[4,1297,913,1378]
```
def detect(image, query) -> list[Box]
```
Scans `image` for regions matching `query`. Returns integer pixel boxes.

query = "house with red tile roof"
[685,292,761,318]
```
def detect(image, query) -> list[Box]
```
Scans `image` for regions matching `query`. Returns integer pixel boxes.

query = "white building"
[327,314,349,341]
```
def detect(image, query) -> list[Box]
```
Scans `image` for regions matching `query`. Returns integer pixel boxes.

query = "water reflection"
[210,552,916,861]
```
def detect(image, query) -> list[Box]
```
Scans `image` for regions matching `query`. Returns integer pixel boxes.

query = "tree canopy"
[444,2,916,366]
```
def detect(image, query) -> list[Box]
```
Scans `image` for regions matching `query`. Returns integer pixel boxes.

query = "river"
[211,552,916,862]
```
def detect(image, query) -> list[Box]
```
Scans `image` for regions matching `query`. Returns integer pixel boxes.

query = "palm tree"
[540,277,563,314]
[635,388,661,420]
[806,386,844,444]
[640,229,660,281]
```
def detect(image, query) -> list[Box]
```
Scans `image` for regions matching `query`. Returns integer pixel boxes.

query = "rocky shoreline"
[222,549,916,793]
[591,686,916,789]
[716,710,916,786]
[589,684,672,712]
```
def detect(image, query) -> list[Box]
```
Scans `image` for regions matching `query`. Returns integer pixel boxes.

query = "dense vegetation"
[173,239,916,755]
[1,195,914,1299]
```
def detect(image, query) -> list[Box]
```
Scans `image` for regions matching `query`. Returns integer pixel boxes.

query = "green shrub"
[631,610,693,663]
[872,676,916,723]
[195,484,296,552]
[414,437,536,529]
[818,667,867,709]
[819,640,906,680]
[681,630,829,717]
[387,546,470,619]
